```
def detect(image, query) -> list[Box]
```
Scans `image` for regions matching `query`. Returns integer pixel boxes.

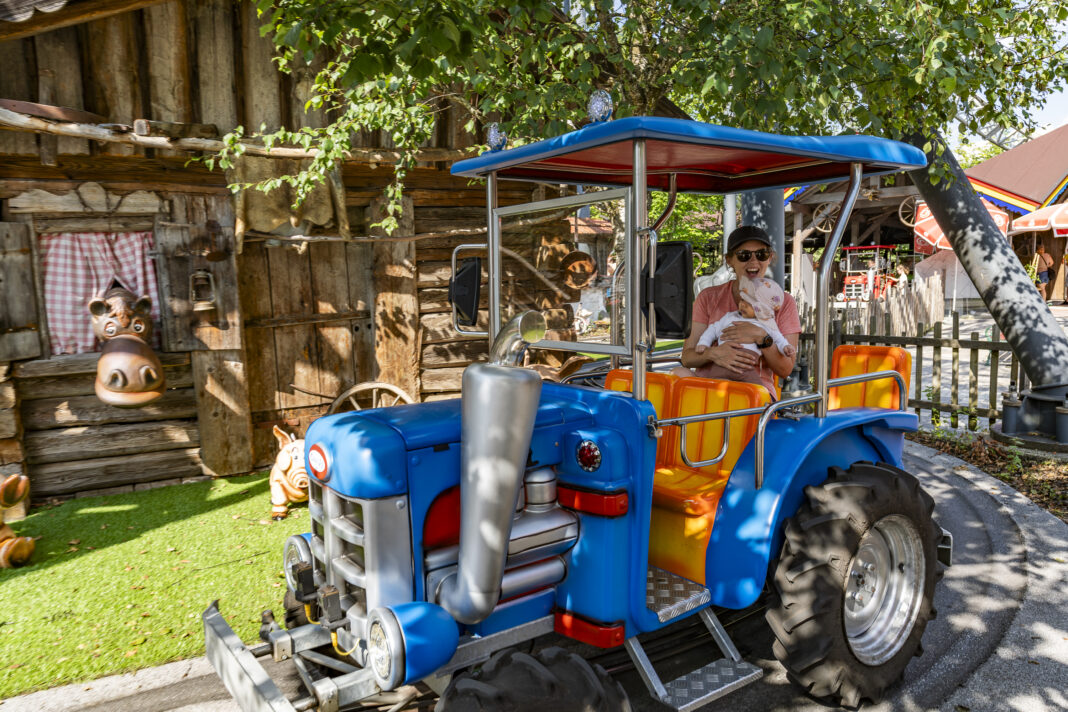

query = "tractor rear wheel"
[766,461,939,708]
[436,647,629,712]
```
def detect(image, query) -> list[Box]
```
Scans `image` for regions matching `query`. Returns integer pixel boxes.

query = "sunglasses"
[733,249,771,262]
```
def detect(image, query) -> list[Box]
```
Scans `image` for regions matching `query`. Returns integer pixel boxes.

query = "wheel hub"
[844,514,925,665]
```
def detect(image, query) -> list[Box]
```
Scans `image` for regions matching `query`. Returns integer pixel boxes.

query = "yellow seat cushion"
[828,345,911,410]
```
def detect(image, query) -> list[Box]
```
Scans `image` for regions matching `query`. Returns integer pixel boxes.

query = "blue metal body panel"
[704,408,918,610]
[451,116,927,193]
[304,412,409,499]
[466,588,556,637]
[391,602,460,684]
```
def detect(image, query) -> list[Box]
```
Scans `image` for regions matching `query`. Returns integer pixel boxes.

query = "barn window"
[38,232,161,355]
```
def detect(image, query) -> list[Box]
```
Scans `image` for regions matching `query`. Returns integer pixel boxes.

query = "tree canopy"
[239,0,1068,224]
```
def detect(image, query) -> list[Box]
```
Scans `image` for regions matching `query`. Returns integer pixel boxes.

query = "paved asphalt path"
[3,442,1065,712]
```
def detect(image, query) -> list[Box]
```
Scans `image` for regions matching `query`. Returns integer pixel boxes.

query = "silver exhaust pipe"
[437,312,545,624]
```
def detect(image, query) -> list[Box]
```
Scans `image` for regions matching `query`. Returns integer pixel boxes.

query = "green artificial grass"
[0,473,304,698]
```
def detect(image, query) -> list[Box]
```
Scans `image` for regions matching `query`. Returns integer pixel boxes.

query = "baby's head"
[737,275,784,322]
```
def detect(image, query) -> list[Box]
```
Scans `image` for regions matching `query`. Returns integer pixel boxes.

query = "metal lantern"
[189,269,217,312]
[587,89,613,123]
[486,122,508,152]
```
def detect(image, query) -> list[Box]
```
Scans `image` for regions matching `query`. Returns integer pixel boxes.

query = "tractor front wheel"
[766,461,939,707]
[436,647,629,712]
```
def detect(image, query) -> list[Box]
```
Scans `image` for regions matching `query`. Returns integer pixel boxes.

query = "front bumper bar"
[203,601,300,712]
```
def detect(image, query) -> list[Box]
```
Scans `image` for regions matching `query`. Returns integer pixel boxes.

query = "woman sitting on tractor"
[674,225,800,396]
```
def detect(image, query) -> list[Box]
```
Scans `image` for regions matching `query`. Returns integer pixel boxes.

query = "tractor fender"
[704,408,918,609]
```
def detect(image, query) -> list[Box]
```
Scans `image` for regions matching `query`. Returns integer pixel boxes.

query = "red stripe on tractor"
[554,610,626,648]
[557,486,628,517]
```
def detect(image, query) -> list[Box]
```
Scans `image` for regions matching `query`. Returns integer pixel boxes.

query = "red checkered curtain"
[39,232,161,355]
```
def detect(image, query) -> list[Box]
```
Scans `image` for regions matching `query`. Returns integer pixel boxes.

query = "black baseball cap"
[726,225,772,254]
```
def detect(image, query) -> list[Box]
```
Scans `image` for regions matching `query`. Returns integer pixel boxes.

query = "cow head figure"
[89,284,166,408]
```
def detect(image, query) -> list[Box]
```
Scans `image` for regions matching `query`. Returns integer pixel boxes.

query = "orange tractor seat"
[828,345,911,410]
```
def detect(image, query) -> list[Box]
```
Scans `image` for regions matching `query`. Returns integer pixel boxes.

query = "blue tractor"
[204,115,952,711]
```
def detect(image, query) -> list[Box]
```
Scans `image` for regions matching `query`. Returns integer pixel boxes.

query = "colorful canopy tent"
[1008,202,1068,238]
[912,198,1008,255]
[965,122,1068,213]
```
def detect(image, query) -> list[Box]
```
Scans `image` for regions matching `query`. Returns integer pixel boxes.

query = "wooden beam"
[371,196,421,398]
[0,98,105,125]
[0,106,476,163]
[133,118,218,139]
[0,0,169,42]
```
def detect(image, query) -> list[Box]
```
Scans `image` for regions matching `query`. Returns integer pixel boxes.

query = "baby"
[694,275,795,386]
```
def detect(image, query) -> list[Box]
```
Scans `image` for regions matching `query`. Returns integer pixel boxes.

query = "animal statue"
[0,474,34,568]
[89,284,166,408]
[270,425,309,520]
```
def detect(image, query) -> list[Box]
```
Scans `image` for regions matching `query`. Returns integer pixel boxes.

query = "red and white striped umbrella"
[1008,202,1068,238]
[913,199,1009,255]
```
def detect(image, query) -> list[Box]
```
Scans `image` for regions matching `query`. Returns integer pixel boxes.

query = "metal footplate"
[646,567,710,623]
[625,608,762,711]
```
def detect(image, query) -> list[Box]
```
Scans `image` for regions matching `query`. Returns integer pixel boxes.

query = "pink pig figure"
[270,425,309,520]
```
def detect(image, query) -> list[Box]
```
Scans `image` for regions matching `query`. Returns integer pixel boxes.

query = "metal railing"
[656,369,908,489]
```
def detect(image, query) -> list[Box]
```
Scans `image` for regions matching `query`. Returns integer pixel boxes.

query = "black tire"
[766,461,939,708]
[436,647,630,712]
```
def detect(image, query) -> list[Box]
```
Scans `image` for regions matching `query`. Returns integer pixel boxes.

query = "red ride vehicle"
[836,245,898,307]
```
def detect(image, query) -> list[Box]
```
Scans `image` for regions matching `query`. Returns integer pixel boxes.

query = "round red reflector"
[576,440,601,472]
[308,444,329,481]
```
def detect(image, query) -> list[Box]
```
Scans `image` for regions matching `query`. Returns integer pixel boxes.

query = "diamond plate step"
[661,658,763,712]
[646,567,710,623]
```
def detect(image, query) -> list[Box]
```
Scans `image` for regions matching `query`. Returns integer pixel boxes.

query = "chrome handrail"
[658,405,767,468]
[754,393,823,488]
[826,370,909,412]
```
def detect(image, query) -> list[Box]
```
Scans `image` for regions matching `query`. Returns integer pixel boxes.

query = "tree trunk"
[907,132,1068,389]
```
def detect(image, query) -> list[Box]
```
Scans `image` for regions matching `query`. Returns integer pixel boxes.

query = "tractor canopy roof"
[451,116,926,193]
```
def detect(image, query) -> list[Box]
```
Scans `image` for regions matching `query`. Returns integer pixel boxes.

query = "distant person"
[688,275,796,387]
[1033,245,1054,301]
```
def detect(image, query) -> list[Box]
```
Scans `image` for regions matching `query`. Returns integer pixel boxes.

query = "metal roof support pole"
[487,172,501,341]
[815,162,863,418]
[631,139,648,400]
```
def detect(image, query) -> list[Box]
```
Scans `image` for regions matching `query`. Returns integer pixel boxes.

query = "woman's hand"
[704,342,759,373]
[721,321,766,345]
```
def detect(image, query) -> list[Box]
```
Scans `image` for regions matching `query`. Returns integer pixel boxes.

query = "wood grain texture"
[0,222,42,361]
[239,0,282,132]
[0,0,168,42]
[0,437,23,465]
[192,349,253,475]
[83,13,142,154]
[24,418,198,464]
[142,0,191,158]
[33,26,89,155]
[27,446,203,496]
[8,182,161,213]
[192,0,237,128]
[15,362,192,400]
[0,39,37,154]
[21,387,196,429]
[12,350,189,378]
[371,196,420,398]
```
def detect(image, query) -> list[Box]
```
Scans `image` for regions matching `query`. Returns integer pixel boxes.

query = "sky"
[1033,88,1068,134]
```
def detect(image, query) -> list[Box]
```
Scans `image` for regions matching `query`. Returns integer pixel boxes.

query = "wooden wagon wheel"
[898,195,919,227]
[812,201,841,233]
[327,381,416,415]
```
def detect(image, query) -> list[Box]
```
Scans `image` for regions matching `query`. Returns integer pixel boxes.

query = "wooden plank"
[309,240,355,400]
[0,222,42,361]
[142,0,191,158]
[0,437,21,465]
[193,0,238,129]
[0,155,227,190]
[83,13,142,154]
[0,39,37,155]
[243,310,370,329]
[345,241,375,382]
[265,242,320,409]
[0,0,168,42]
[16,362,192,400]
[35,71,60,166]
[21,387,197,430]
[13,350,189,378]
[33,26,89,155]
[239,0,283,132]
[31,214,157,232]
[192,349,253,475]
[242,326,277,412]
[371,196,420,397]
[134,119,217,138]
[421,311,488,345]
[153,220,197,351]
[27,446,203,497]
[419,286,488,314]
[421,340,486,369]
[8,182,161,214]
[0,381,17,439]
[24,418,198,464]
[0,98,104,124]
[420,367,464,393]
